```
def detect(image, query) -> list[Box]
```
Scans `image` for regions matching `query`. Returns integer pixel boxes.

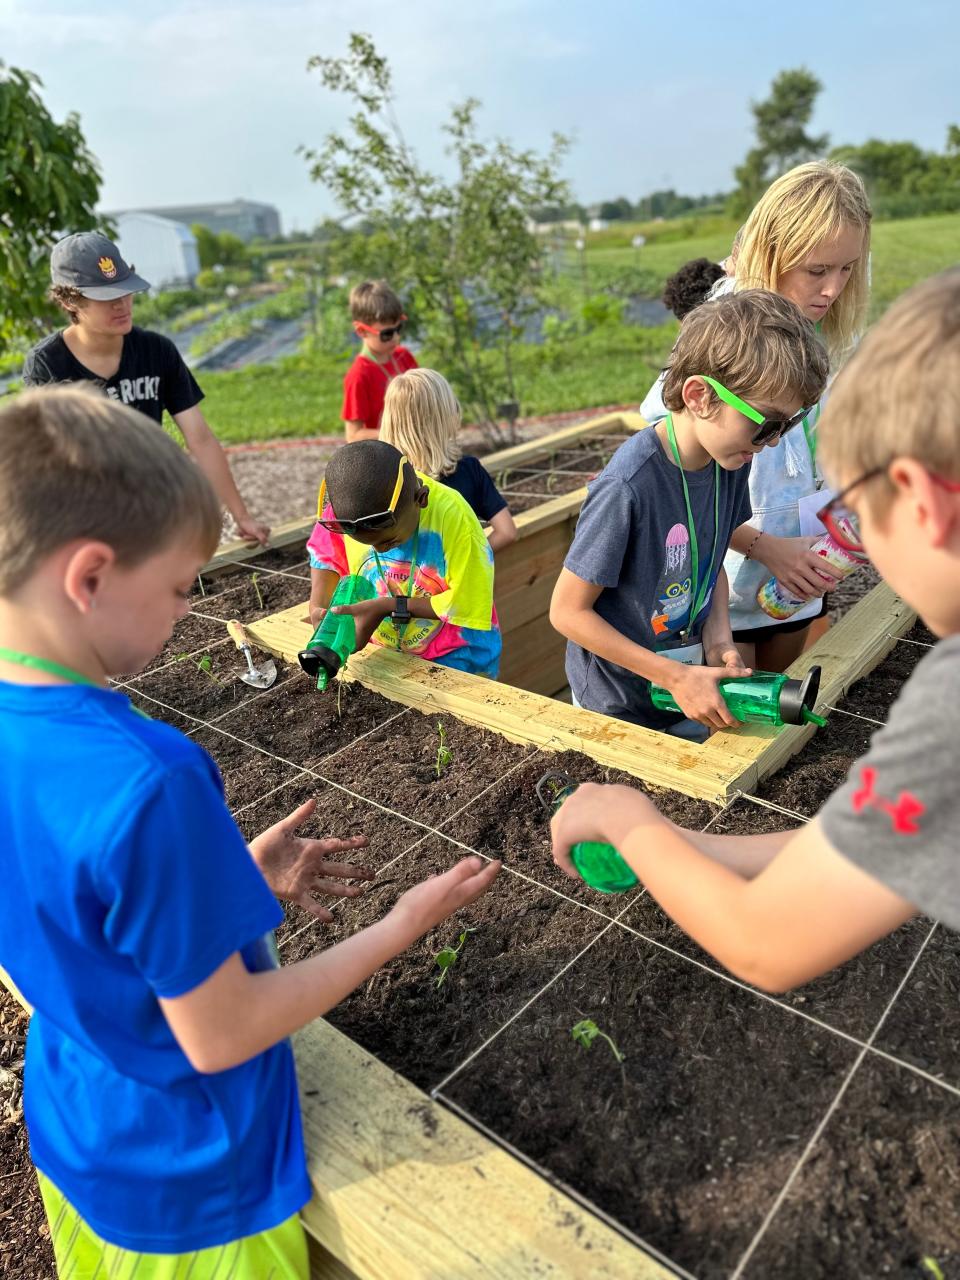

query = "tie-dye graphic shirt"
[307,472,501,678]
[563,428,751,727]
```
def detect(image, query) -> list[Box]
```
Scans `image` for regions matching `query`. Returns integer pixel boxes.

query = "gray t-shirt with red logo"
[820,633,960,931]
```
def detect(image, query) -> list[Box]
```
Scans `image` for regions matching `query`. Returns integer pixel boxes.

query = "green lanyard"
[664,416,721,641]
[0,647,150,717]
[801,403,821,483]
[372,525,419,649]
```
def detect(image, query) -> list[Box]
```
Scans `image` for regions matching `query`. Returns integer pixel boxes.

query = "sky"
[2,0,957,234]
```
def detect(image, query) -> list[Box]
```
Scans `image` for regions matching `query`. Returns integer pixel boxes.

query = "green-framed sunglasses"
[701,375,812,447]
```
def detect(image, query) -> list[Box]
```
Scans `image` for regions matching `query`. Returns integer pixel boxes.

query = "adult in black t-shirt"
[23,232,269,546]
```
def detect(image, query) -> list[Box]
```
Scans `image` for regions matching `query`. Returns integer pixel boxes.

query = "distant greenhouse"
[112,213,200,291]
[118,199,282,243]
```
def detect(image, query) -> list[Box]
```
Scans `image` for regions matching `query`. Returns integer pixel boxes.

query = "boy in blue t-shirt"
[550,290,828,737]
[0,386,499,1276]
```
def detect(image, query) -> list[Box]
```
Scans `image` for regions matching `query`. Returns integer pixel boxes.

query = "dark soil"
[1,993,54,1280]
[493,431,634,513]
[6,523,947,1279]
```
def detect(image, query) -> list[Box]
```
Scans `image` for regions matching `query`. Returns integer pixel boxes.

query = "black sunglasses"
[700,376,811,446]
[357,318,406,342]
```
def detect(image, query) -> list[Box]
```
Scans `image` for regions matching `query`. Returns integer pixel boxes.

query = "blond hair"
[735,162,872,363]
[379,368,463,478]
[0,385,222,596]
[661,289,829,415]
[818,268,960,498]
[349,280,404,325]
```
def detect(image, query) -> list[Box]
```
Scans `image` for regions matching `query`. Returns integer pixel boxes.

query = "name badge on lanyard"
[657,639,704,667]
[664,415,721,643]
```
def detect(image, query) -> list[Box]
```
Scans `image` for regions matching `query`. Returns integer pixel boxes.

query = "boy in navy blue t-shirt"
[550,291,828,737]
[0,386,499,1276]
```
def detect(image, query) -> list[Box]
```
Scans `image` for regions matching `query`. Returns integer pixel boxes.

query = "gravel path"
[220,403,636,539]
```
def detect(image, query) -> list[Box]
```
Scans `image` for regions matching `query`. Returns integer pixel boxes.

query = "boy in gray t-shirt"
[550,268,960,989]
[551,290,828,735]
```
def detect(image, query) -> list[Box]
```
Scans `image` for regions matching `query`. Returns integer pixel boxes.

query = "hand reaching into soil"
[389,856,501,939]
[248,797,375,921]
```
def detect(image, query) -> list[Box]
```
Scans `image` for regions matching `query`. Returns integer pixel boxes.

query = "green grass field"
[584,211,960,319]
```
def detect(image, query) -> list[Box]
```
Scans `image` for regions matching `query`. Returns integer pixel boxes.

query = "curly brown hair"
[48,284,89,322]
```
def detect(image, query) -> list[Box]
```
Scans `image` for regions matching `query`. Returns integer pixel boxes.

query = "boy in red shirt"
[342,280,418,442]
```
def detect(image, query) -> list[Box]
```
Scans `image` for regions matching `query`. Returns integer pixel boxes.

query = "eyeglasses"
[355,315,407,342]
[817,466,960,554]
[316,453,409,536]
[700,375,812,447]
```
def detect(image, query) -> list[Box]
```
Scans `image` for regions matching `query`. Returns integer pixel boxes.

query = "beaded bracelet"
[743,530,764,560]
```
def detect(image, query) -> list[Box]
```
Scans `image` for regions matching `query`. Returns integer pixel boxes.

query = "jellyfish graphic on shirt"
[650,523,694,637]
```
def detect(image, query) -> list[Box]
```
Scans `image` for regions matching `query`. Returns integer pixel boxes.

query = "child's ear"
[888,458,959,549]
[681,376,713,418]
[62,541,116,615]
[414,484,429,509]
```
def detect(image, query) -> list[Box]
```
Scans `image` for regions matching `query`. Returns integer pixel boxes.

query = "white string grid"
[129,586,945,1278]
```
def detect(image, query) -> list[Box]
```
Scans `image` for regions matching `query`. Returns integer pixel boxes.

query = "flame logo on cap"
[98,256,118,279]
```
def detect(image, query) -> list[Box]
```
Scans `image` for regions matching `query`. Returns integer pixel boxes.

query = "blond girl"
[641,162,872,670]
[380,368,518,552]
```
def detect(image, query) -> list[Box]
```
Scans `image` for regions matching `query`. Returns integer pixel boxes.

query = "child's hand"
[309,605,327,629]
[249,797,375,921]
[758,534,845,599]
[331,597,394,650]
[666,661,751,730]
[389,856,501,940]
[550,782,655,877]
[704,641,750,673]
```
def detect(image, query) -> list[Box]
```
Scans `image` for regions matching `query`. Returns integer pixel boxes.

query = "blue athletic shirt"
[0,681,310,1252]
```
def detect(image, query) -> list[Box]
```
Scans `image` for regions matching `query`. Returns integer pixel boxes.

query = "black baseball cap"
[50,232,151,300]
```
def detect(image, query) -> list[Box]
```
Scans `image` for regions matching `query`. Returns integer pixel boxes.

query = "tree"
[191,224,249,270]
[730,69,829,216]
[300,33,570,441]
[0,62,105,348]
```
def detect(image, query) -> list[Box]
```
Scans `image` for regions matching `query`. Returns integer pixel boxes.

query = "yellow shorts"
[37,1171,309,1280]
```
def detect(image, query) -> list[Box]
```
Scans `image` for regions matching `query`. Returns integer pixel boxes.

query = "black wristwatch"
[390,595,412,626]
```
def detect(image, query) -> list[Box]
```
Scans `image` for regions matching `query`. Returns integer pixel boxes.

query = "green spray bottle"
[536,771,639,894]
[297,574,377,691]
[650,665,826,728]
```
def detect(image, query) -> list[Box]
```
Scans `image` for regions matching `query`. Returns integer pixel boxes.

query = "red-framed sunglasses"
[355,315,407,342]
[817,466,960,553]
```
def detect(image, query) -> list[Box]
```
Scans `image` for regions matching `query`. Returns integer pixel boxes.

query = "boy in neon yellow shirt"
[307,440,501,677]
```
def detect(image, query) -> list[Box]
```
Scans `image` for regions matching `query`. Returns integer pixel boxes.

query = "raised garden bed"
[4,439,953,1280]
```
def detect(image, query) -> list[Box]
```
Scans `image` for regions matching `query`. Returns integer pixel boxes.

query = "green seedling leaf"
[435,720,454,777]
[923,1259,945,1280]
[434,928,474,988]
[571,1017,625,1063]
[250,572,264,610]
[176,651,224,686]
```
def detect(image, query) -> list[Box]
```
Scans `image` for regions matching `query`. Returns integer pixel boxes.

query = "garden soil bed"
[3,535,954,1280]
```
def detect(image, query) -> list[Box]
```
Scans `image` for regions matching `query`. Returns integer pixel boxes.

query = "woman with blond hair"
[379,368,518,552]
[640,161,872,670]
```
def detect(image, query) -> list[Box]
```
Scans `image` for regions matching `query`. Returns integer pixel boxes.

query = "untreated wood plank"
[294,1018,666,1280]
[245,610,734,801]
[698,582,917,794]
[498,611,569,696]
[203,517,313,575]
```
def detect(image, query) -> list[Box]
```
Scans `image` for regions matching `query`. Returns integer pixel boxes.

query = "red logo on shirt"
[851,766,925,835]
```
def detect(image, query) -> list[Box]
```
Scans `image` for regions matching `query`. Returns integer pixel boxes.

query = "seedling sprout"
[435,721,453,777]
[250,572,264,610]
[434,927,474,988]
[923,1259,945,1280]
[175,652,224,686]
[571,1018,626,1063]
